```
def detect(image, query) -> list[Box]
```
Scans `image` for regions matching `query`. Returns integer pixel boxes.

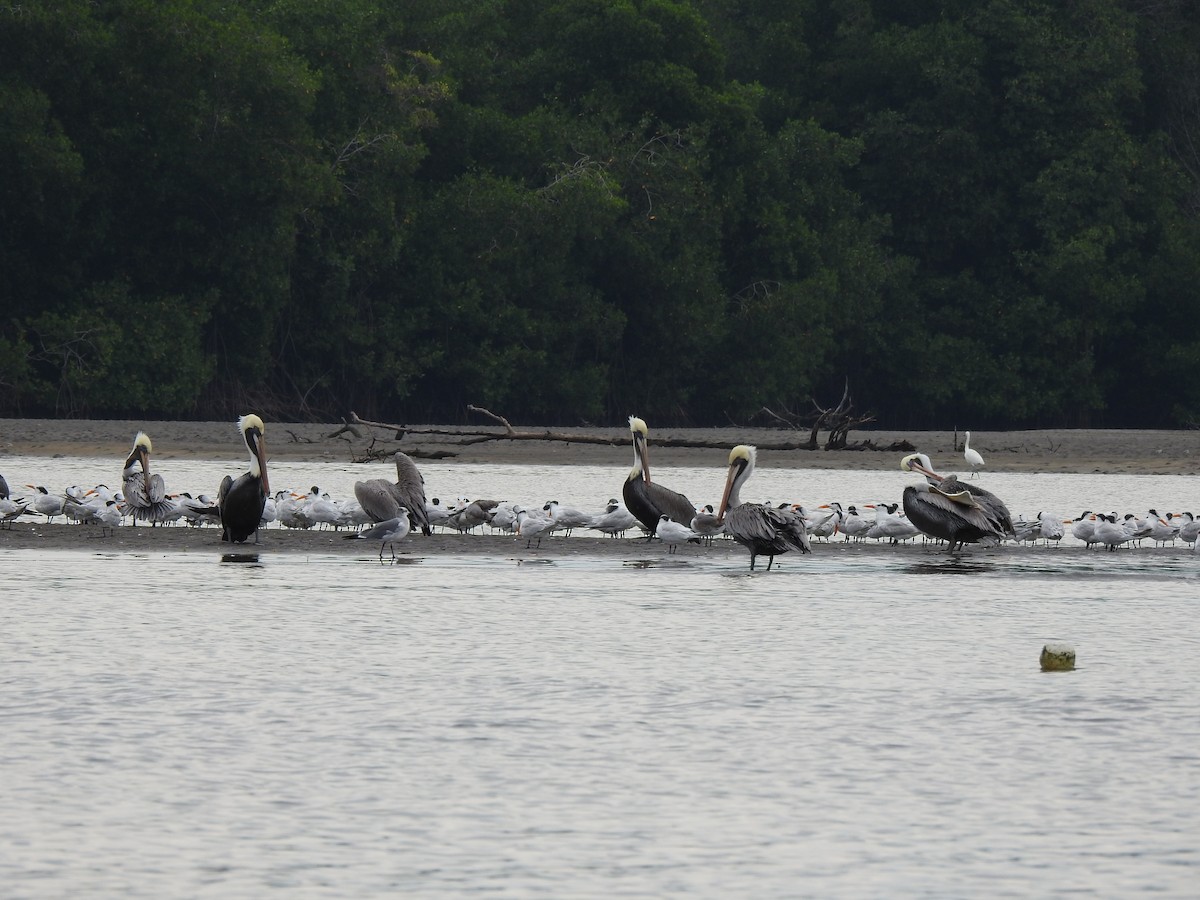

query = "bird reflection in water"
[903,557,995,576]
[220,552,262,566]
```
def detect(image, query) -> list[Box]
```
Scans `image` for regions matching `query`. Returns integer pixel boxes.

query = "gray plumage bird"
[354,451,431,535]
[122,432,174,525]
[716,445,810,570]
[346,513,411,559]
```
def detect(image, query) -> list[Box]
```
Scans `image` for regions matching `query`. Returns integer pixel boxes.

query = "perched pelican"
[346,513,410,560]
[0,473,8,498]
[900,454,1008,551]
[354,451,431,535]
[963,431,984,478]
[121,432,173,525]
[622,416,695,536]
[655,515,699,553]
[716,445,810,570]
[218,414,270,544]
[902,455,1014,538]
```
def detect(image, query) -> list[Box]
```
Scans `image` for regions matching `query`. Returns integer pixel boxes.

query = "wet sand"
[0,519,1191,559]
[2,417,1197,474]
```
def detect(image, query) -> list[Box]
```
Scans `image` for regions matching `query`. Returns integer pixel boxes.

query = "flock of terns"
[1,416,1197,568]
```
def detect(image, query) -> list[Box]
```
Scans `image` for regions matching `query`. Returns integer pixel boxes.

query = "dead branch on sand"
[345,403,912,456]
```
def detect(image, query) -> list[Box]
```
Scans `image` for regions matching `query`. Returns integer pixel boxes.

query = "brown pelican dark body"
[122,432,173,524]
[900,454,1012,551]
[717,445,810,570]
[219,414,270,544]
[622,416,695,536]
[354,451,432,535]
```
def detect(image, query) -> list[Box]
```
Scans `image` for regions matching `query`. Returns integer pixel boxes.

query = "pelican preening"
[900,454,1013,551]
[622,416,696,537]
[353,451,432,536]
[121,432,174,525]
[716,445,810,570]
[218,414,270,544]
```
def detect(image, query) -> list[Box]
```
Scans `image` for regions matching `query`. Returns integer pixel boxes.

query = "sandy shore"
[0,520,1192,559]
[1,417,1196,556]
[1,417,1197,474]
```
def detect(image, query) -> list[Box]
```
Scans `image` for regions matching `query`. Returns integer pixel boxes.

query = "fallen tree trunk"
[344,405,907,455]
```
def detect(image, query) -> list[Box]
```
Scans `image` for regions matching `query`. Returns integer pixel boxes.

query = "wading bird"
[716,445,810,570]
[218,415,270,544]
[347,513,410,560]
[963,431,985,478]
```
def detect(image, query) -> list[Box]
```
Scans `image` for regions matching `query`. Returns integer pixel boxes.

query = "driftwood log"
[342,404,913,461]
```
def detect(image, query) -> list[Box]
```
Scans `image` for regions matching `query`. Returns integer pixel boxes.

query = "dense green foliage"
[2,0,1198,426]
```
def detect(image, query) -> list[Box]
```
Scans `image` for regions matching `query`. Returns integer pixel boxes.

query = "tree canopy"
[2,0,1198,427]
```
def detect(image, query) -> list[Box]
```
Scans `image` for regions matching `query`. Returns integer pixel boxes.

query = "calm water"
[2,460,1198,896]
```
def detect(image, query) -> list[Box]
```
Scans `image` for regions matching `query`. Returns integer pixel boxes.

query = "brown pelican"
[900,453,1009,550]
[121,432,173,525]
[903,454,1013,533]
[218,414,270,544]
[716,445,810,570]
[622,416,695,536]
[353,451,432,535]
[0,473,8,499]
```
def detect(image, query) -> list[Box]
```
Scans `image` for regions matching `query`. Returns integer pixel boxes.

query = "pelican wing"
[904,485,1002,540]
[937,474,1014,535]
[393,452,431,535]
[726,503,810,555]
[645,482,695,526]
[930,486,979,507]
[355,478,403,522]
